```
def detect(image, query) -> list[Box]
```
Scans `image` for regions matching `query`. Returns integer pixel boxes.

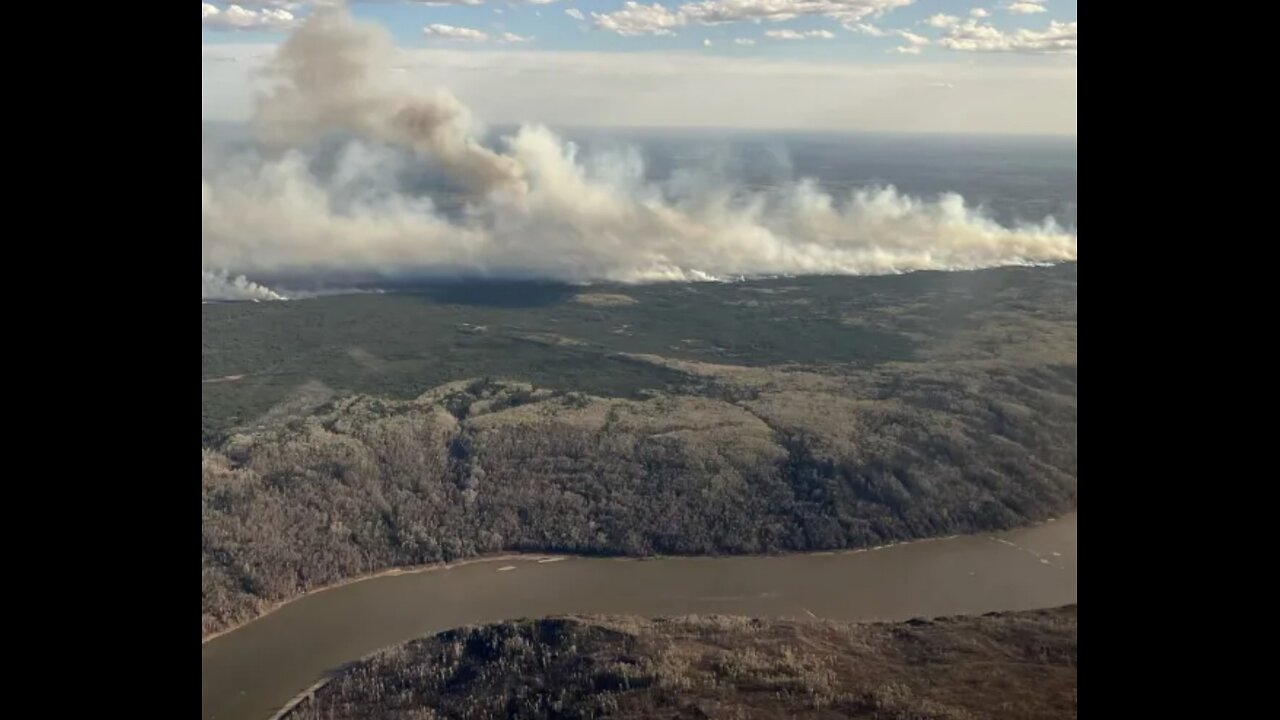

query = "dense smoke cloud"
[202,270,287,301]
[253,9,525,195]
[201,8,1077,298]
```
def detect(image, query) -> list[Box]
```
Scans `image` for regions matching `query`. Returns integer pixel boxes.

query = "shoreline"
[201,512,1072,646]
[268,603,1079,720]
[268,677,333,720]
[201,553,543,645]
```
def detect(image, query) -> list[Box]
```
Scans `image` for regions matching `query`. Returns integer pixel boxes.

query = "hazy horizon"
[202,44,1077,136]
[203,119,1077,140]
[202,1,1076,136]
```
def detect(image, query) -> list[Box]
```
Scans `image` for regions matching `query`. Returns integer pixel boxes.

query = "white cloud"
[413,1,565,6]
[844,22,886,36]
[1006,1,1047,14]
[925,14,959,28]
[592,0,913,36]
[423,23,491,41]
[683,0,912,24]
[764,28,836,40]
[202,3,297,32]
[392,0,566,4]
[403,0,553,5]
[733,37,756,44]
[940,19,1075,54]
[703,38,713,46]
[591,2,684,36]
[969,8,989,17]
[856,25,928,54]
[232,0,301,7]
[420,24,532,43]
[565,8,585,20]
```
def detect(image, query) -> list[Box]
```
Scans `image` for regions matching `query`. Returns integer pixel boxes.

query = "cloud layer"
[202,3,298,31]
[199,1,1078,61]
[592,0,911,35]
[939,19,1076,54]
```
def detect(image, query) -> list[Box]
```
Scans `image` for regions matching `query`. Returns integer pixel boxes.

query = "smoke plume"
[253,9,525,196]
[202,270,287,301]
[201,8,1077,299]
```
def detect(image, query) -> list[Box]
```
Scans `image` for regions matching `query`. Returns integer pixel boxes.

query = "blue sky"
[202,1,1076,134]
[203,1,1076,58]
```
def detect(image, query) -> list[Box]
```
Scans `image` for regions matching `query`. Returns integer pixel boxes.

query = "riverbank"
[283,606,1078,719]
[202,553,546,645]
[202,514,1070,646]
[203,513,1075,720]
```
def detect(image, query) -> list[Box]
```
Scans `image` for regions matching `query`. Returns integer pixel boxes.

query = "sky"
[201,1,1077,135]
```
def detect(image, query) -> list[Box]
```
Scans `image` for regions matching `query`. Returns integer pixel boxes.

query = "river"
[202,513,1076,719]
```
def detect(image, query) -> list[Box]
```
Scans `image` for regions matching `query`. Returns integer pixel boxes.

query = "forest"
[284,606,1078,719]
[202,264,1077,637]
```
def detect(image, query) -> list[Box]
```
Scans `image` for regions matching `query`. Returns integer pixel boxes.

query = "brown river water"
[202,513,1076,719]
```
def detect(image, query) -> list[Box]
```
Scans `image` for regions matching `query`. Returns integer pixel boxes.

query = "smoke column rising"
[253,9,525,196]
[201,8,1077,299]
[202,270,287,301]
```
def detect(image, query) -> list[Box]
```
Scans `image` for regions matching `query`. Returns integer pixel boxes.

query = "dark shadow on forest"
[414,280,579,308]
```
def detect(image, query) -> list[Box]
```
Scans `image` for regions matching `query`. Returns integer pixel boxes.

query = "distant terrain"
[202,264,1077,637]
[283,606,1078,720]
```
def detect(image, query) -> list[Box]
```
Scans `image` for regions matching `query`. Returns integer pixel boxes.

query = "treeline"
[202,363,1076,637]
[285,607,1078,719]
[201,264,1078,446]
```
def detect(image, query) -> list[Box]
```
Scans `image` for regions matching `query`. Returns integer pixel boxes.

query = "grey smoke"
[253,9,526,196]
[202,270,287,301]
[201,8,1077,298]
